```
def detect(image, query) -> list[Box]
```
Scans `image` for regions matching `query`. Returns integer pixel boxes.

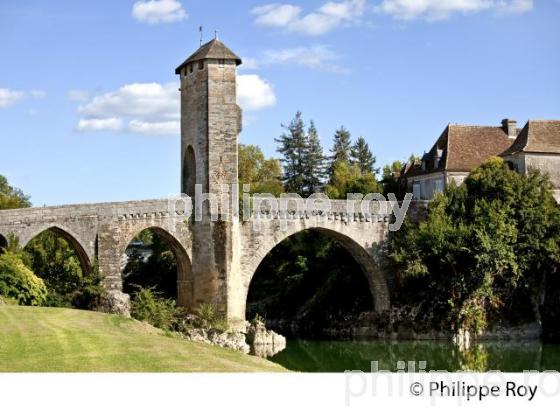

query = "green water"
[268,339,560,372]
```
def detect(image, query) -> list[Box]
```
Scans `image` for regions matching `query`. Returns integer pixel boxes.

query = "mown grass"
[0,305,286,372]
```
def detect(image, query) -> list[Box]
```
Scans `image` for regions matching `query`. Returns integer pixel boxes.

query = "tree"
[0,250,47,306]
[238,144,283,196]
[381,160,405,197]
[275,111,307,195]
[0,175,31,210]
[351,136,377,175]
[302,121,326,194]
[328,126,352,180]
[389,157,560,334]
[325,160,382,199]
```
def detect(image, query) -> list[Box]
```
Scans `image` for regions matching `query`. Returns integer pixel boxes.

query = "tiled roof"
[501,120,560,156]
[175,39,242,74]
[404,123,516,178]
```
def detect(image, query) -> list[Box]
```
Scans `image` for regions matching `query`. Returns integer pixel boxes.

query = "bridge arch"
[22,225,92,275]
[0,233,7,254]
[120,226,193,307]
[240,223,390,322]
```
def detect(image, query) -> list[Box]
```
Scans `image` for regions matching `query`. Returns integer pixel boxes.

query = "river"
[267,339,560,372]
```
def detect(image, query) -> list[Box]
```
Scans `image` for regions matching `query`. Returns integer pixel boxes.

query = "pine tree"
[328,126,352,181]
[350,136,377,175]
[331,126,352,163]
[302,120,325,194]
[275,111,307,195]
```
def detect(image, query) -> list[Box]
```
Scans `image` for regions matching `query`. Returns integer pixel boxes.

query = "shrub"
[130,287,178,330]
[194,303,229,331]
[71,263,104,310]
[0,251,48,306]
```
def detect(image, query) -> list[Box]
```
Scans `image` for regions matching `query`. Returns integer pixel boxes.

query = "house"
[403,119,518,200]
[402,118,560,202]
[501,120,560,203]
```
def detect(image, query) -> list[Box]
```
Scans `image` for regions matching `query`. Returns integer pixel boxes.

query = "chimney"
[502,118,517,138]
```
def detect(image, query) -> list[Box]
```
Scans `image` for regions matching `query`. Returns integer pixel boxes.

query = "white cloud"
[78,82,179,122]
[496,0,533,14]
[0,88,25,108]
[132,0,188,24]
[240,57,260,70]
[30,90,47,99]
[252,4,302,27]
[128,119,180,135]
[237,75,276,111]
[67,90,90,102]
[262,45,344,72]
[377,0,533,21]
[77,82,179,135]
[252,0,366,35]
[76,77,275,135]
[77,118,123,132]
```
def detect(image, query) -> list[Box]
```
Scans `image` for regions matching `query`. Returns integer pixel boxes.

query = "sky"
[0,0,559,206]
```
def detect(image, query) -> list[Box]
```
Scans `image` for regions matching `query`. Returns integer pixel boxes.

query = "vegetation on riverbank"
[390,157,560,338]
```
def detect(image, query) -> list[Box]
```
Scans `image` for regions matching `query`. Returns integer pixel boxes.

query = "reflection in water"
[268,339,560,372]
[251,342,286,358]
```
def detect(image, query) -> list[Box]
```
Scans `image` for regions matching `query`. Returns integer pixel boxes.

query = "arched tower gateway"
[175,38,243,321]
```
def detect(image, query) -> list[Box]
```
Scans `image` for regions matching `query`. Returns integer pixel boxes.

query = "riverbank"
[0,305,286,372]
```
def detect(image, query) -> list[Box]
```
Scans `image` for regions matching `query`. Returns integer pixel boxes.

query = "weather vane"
[199,26,203,46]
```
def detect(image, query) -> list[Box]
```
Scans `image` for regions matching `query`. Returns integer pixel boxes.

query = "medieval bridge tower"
[0,39,426,324]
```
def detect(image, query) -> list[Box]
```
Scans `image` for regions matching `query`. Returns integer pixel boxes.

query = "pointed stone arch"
[120,226,194,308]
[22,225,92,276]
[239,223,390,322]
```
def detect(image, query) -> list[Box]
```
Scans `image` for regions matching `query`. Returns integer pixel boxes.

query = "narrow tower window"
[198,61,204,70]
[182,146,197,197]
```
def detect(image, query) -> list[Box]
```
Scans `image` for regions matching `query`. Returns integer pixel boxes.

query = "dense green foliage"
[130,287,179,330]
[0,251,47,306]
[325,160,383,199]
[238,144,284,196]
[275,111,309,195]
[24,230,102,308]
[122,230,178,300]
[0,175,31,210]
[390,157,560,334]
[351,136,378,175]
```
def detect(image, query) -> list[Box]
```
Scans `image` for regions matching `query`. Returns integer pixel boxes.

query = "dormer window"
[198,61,204,70]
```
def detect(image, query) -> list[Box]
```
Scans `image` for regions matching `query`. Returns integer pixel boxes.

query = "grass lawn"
[0,305,286,372]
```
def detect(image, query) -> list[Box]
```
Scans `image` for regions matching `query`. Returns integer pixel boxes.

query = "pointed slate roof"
[175,39,242,74]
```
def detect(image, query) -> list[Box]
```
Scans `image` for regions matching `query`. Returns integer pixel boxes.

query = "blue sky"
[0,0,559,206]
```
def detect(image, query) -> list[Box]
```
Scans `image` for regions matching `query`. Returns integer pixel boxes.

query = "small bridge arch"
[119,225,194,307]
[22,225,93,276]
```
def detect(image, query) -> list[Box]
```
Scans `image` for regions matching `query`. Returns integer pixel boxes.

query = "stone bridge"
[0,38,428,325]
[0,197,426,324]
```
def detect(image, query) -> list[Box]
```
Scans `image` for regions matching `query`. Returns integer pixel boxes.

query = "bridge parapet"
[249,197,428,224]
[0,198,173,224]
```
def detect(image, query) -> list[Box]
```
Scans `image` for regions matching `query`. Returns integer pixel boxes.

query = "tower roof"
[175,39,242,74]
